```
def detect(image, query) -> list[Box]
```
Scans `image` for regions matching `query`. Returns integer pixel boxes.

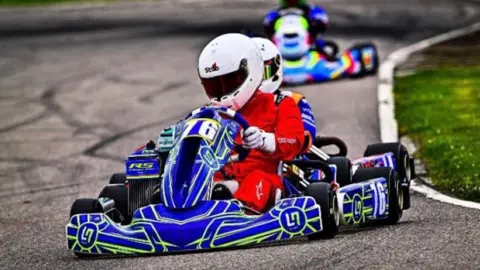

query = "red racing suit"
[214,90,305,212]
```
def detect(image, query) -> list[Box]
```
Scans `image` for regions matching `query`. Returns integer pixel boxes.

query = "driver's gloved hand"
[242,126,276,153]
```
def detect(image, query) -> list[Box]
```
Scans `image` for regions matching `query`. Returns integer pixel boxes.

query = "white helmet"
[252,37,283,93]
[198,33,264,111]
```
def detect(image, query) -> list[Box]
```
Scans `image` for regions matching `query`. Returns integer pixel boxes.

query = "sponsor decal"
[278,137,297,144]
[205,62,219,73]
[256,180,263,200]
[129,163,154,169]
[279,207,307,234]
[361,159,376,168]
[360,158,384,168]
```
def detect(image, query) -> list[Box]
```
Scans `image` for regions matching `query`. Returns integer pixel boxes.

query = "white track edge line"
[377,21,480,210]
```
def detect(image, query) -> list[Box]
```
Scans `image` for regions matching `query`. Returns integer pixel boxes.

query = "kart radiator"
[127,178,160,216]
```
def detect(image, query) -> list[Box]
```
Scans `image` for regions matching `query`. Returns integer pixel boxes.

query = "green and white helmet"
[252,37,283,94]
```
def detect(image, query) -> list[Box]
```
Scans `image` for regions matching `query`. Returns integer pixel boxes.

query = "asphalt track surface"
[0,1,479,269]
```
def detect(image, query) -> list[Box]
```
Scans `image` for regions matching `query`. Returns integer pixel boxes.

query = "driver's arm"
[267,96,305,160]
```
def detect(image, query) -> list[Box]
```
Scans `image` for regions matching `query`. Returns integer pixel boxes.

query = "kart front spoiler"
[66,197,322,256]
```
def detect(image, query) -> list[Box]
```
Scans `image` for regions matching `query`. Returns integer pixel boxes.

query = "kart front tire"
[305,182,339,239]
[364,142,412,210]
[353,167,403,225]
[98,185,129,224]
[109,173,126,185]
[327,157,352,187]
[70,198,102,218]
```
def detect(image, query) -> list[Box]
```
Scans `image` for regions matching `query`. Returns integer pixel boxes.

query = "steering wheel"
[188,105,250,163]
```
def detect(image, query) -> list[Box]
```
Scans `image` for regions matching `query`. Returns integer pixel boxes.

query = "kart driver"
[263,0,329,50]
[252,37,317,152]
[159,33,306,214]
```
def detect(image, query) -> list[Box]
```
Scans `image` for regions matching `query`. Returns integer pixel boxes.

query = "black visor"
[201,59,249,100]
[263,54,281,80]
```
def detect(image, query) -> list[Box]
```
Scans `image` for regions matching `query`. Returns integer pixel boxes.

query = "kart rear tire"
[353,167,403,225]
[70,198,102,218]
[98,185,129,224]
[364,143,412,210]
[327,157,352,187]
[305,182,339,239]
[109,173,126,185]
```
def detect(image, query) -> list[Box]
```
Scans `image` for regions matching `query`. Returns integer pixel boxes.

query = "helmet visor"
[201,60,249,100]
[263,54,281,80]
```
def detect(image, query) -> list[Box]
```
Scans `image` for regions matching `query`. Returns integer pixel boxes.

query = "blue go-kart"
[66,106,413,257]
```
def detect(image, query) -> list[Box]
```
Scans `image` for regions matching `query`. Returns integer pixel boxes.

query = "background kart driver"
[158,33,305,214]
[263,0,329,50]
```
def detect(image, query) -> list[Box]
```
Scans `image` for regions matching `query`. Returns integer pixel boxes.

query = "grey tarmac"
[0,1,479,269]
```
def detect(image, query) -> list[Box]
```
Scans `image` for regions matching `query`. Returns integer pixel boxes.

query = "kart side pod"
[336,168,403,226]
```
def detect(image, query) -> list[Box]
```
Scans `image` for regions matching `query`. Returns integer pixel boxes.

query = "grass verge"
[394,32,480,202]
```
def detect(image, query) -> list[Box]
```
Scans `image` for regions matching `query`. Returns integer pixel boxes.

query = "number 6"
[199,121,219,141]
[370,182,386,216]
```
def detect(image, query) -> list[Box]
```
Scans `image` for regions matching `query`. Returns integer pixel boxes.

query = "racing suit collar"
[239,89,262,112]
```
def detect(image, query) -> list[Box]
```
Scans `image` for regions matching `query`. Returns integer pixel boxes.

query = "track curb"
[377,21,480,210]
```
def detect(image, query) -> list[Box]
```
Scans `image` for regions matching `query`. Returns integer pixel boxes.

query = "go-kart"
[66,106,340,257]
[275,13,379,85]
[66,106,413,257]
[244,11,379,85]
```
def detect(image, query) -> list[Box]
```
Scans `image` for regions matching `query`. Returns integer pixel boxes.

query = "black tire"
[348,42,379,78]
[98,185,129,224]
[305,182,339,239]
[363,143,412,210]
[324,40,339,59]
[353,167,403,225]
[327,157,352,187]
[70,198,102,218]
[109,173,126,185]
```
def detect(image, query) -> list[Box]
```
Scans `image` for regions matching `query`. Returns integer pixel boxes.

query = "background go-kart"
[0,0,479,269]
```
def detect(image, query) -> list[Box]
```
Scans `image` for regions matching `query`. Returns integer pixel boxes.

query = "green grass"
[0,0,120,6]
[394,66,480,202]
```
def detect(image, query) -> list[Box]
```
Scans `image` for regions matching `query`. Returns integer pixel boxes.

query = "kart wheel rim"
[331,193,340,227]
[404,154,411,183]
[397,181,404,210]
